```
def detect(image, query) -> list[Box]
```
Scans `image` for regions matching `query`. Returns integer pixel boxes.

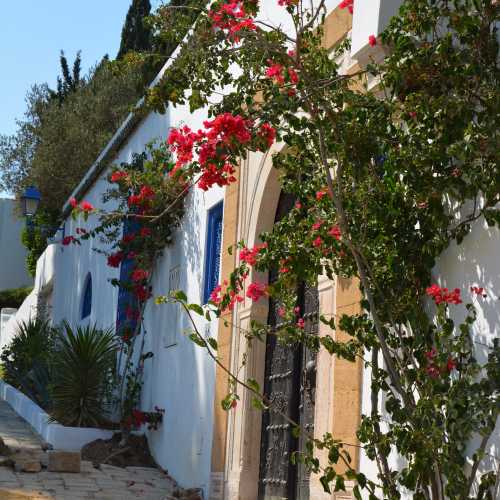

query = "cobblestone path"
[0,400,179,499]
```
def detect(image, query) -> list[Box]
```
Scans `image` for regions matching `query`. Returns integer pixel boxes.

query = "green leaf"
[188,303,204,316]
[247,378,260,393]
[207,337,218,350]
[172,290,187,302]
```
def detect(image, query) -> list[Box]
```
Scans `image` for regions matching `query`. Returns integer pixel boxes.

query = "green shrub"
[0,318,55,407]
[0,287,33,310]
[50,322,117,428]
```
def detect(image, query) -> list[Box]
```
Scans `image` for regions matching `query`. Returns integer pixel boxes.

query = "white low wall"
[0,380,113,450]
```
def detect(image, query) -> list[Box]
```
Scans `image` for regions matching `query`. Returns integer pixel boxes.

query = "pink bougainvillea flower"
[278,307,286,317]
[312,236,323,247]
[470,286,487,298]
[316,189,328,200]
[328,225,342,240]
[295,201,302,209]
[425,347,437,360]
[297,318,305,329]
[368,35,377,47]
[70,197,78,208]
[246,282,268,302]
[339,0,354,14]
[266,62,285,85]
[240,243,267,266]
[62,236,75,246]
[140,227,152,237]
[426,364,440,378]
[312,220,323,231]
[131,268,149,282]
[426,284,462,305]
[107,251,124,268]
[258,123,276,149]
[110,170,128,183]
[294,306,300,314]
[446,357,457,372]
[80,201,94,212]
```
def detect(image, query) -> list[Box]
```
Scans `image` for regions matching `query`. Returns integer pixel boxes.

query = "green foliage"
[0,318,55,407]
[50,322,117,428]
[48,51,83,103]
[0,286,33,309]
[117,0,153,60]
[21,208,59,277]
[140,0,499,497]
[0,53,148,272]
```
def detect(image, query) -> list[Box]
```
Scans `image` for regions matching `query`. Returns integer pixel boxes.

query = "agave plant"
[50,321,117,428]
[0,318,55,407]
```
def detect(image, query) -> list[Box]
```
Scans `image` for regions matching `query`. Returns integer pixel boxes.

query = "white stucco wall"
[0,244,56,351]
[49,104,223,495]
[0,198,33,291]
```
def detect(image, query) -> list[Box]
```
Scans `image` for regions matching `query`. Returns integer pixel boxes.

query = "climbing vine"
[64,0,499,498]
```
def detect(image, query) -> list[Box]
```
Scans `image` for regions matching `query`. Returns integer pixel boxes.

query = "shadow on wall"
[434,218,500,362]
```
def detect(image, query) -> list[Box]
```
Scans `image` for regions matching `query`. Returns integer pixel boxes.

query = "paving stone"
[47,451,81,473]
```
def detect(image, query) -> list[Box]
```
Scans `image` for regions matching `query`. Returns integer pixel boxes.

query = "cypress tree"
[117,0,152,60]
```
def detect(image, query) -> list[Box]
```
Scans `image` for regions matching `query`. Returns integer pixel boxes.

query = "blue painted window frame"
[203,202,224,304]
[81,273,92,320]
[116,219,141,335]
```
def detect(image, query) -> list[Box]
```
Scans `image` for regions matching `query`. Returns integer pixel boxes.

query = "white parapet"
[0,380,114,450]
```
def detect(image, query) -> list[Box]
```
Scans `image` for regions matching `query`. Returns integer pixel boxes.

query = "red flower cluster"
[134,284,151,302]
[110,170,129,183]
[246,282,268,302]
[316,189,328,200]
[239,242,267,266]
[471,286,487,298]
[168,125,205,169]
[312,236,323,248]
[126,407,165,431]
[265,61,299,86]
[425,347,457,378]
[168,113,275,191]
[107,251,124,268]
[128,185,155,208]
[426,284,462,305]
[208,2,257,42]
[210,280,245,311]
[339,0,354,14]
[278,0,298,6]
[131,268,149,282]
[69,198,94,212]
[328,225,341,240]
[62,236,75,246]
[368,35,377,47]
[257,123,277,150]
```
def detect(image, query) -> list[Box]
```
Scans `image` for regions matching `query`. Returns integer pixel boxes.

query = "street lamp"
[20,186,41,217]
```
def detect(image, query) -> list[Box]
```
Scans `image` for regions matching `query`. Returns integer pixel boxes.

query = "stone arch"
[222,147,362,500]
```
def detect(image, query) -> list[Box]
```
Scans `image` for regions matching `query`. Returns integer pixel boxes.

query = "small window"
[203,202,224,304]
[81,273,92,320]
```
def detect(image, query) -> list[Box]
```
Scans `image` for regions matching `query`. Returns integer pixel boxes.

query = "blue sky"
[0,1,161,197]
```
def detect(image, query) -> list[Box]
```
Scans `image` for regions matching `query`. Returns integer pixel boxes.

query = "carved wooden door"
[258,193,319,500]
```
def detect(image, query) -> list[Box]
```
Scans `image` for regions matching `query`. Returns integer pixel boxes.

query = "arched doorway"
[258,192,319,500]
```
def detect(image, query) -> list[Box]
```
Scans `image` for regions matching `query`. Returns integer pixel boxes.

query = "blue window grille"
[203,202,224,304]
[81,273,92,319]
[116,219,140,336]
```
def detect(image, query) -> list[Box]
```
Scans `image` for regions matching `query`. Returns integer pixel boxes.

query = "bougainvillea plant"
[65,0,498,498]
[65,144,186,435]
